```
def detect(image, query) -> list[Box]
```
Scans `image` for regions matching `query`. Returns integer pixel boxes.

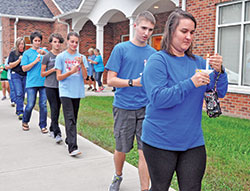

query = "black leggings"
[143,143,206,191]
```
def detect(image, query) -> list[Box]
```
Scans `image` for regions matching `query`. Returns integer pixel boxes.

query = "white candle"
[206,54,210,70]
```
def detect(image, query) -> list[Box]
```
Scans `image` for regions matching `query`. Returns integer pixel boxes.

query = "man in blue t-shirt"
[21,31,48,133]
[105,11,156,191]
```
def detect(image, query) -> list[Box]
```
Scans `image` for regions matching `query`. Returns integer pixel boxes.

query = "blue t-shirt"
[93,55,104,72]
[105,41,156,110]
[21,48,48,88]
[55,50,88,98]
[87,55,95,76]
[141,51,228,151]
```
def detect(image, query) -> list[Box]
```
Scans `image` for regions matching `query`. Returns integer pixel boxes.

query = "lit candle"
[206,54,210,70]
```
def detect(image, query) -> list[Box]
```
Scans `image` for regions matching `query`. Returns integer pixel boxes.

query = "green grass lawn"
[41,96,249,190]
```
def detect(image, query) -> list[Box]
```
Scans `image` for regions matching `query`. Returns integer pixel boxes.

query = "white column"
[96,23,105,56]
[128,16,136,40]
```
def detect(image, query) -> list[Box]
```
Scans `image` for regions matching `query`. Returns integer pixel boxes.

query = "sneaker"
[18,113,23,120]
[49,131,55,138]
[92,88,97,92]
[1,96,6,101]
[11,102,15,107]
[55,135,63,144]
[87,86,92,91]
[96,89,103,93]
[109,175,123,191]
[69,149,81,156]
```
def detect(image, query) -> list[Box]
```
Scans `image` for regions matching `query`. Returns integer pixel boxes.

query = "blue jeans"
[11,73,26,114]
[95,72,103,87]
[8,79,16,103]
[23,87,47,129]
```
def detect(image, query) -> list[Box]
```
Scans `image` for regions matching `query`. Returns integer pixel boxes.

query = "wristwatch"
[128,79,133,87]
[221,65,225,74]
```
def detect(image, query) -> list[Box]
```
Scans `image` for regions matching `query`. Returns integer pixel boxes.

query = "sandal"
[41,128,48,134]
[22,123,29,131]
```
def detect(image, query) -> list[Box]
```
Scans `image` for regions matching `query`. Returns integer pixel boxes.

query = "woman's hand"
[191,71,210,88]
[37,48,47,55]
[209,53,223,73]
[70,65,79,74]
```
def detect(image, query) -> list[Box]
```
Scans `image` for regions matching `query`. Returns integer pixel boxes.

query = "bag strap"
[214,71,221,90]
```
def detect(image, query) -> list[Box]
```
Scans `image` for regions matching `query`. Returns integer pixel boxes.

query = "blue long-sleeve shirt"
[141,50,228,151]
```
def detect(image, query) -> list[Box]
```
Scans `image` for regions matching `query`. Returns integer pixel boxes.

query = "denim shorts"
[113,106,145,153]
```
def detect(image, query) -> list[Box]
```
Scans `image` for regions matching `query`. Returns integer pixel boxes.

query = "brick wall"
[220,93,250,119]
[79,20,96,56]
[2,17,11,59]
[14,19,53,48]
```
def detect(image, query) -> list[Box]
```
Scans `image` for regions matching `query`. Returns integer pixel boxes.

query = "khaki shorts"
[113,106,145,153]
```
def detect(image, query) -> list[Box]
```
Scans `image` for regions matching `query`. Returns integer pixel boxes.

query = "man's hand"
[133,77,142,87]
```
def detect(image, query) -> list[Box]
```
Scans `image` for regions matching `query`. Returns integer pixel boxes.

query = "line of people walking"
[3,31,104,157]
[1,9,228,191]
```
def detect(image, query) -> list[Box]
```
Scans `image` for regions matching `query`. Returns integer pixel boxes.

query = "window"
[24,36,32,50]
[151,34,163,51]
[217,0,250,87]
[121,34,129,42]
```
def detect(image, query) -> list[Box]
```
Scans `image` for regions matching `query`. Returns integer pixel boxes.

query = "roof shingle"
[0,0,54,18]
[54,0,82,13]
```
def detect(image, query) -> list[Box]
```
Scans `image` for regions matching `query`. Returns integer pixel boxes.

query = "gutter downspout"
[14,17,19,43]
[57,18,70,33]
[182,0,186,11]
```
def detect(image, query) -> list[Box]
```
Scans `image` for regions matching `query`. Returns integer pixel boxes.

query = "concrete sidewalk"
[0,93,140,191]
[85,85,115,97]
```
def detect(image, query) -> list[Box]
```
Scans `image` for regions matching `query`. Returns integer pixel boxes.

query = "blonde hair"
[15,37,25,56]
[88,48,94,55]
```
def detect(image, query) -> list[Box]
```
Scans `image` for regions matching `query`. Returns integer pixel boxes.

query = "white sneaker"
[55,135,63,144]
[69,149,81,156]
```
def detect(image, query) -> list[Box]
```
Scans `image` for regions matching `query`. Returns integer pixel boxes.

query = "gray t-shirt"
[42,51,58,88]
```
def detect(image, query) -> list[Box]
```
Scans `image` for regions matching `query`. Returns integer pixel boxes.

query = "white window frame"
[121,34,129,42]
[216,0,250,94]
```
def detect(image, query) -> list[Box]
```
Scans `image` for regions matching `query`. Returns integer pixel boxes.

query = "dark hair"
[135,11,156,25]
[94,48,100,55]
[67,31,80,40]
[161,9,197,58]
[30,31,42,44]
[15,37,26,56]
[49,33,64,43]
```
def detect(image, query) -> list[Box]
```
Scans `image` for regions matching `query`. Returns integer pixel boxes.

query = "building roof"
[54,0,82,13]
[0,0,54,18]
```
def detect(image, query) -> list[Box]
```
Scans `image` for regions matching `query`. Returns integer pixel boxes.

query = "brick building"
[0,0,249,119]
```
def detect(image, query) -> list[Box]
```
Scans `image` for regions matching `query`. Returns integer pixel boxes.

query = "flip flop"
[22,123,29,131]
[41,128,48,134]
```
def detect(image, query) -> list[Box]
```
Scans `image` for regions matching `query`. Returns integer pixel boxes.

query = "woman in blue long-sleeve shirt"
[141,9,228,191]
